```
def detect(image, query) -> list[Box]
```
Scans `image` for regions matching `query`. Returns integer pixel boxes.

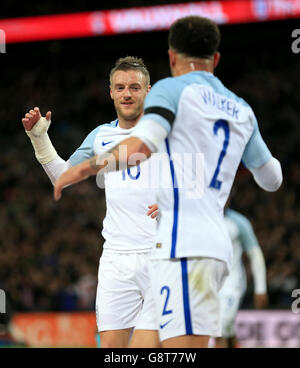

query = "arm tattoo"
[89,156,99,170]
[88,146,121,173]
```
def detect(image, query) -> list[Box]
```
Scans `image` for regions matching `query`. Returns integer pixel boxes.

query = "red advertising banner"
[10,312,97,347]
[9,310,300,348]
[0,0,299,44]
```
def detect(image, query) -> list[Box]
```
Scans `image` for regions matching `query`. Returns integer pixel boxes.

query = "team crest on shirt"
[156,243,162,248]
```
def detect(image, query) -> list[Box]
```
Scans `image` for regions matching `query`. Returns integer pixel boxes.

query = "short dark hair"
[168,16,221,59]
[109,56,150,86]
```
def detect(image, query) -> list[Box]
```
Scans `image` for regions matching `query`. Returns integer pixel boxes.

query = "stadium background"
[0,0,299,347]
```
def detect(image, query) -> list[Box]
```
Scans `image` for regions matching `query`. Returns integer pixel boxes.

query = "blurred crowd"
[0,25,299,315]
[0,144,104,312]
[229,51,300,308]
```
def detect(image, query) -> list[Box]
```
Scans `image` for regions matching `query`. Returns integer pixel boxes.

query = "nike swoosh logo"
[102,141,114,146]
[160,319,172,329]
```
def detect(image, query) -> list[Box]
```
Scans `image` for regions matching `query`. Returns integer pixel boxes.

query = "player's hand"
[254,293,268,309]
[22,107,51,132]
[147,203,159,219]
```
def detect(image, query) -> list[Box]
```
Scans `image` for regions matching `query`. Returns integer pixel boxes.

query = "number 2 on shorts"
[160,286,172,316]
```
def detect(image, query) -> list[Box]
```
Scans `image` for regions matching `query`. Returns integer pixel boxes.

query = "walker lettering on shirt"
[201,88,239,119]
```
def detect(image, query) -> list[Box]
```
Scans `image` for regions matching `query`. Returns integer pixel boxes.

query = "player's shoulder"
[90,119,119,137]
[146,76,188,112]
[96,119,119,132]
[151,72,207,92]
[78,119,119,147]
[203,72,254,110]
[149,73,210,107]
[151,76,186,96]
[154,72,254,111]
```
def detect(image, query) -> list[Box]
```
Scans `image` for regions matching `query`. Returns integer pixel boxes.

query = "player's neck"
[175,63,213,76]
[117,115,142,129]
[173,57,214,76]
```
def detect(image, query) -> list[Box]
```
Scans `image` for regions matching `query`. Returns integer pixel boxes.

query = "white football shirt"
[133,71,272,270]
[69,119,157,252]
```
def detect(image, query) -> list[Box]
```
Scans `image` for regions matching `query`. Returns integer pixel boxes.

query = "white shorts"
[136,257,228,342]
[218,289,244,338]
[96,248,153,332]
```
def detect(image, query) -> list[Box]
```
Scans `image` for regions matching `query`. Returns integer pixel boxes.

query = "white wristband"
[25,117,57,164]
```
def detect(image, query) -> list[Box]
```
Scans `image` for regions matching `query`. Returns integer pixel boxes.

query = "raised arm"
[22,107,71,184]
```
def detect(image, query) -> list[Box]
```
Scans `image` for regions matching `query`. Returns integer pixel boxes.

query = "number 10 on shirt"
[122,164,141,181]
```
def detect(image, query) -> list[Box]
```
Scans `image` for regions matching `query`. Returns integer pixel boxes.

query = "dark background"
[0,1,299,316]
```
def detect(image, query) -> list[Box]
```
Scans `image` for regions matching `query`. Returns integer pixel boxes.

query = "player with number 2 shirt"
[54,17,283,348]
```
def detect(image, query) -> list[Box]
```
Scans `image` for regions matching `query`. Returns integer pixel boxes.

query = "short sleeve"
[139,77,185,133]
[235,212,259,252]
[242,117,272,169]
[68,126,100,166]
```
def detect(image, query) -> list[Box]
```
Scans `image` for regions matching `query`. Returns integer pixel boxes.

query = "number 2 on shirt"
[209,119,230,190]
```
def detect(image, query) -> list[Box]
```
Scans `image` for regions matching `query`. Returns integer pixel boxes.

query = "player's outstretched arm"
[22,107,56,164]
[54,136,151,200]
[247,246,268,308]
[241,119,282,192]
[249,157,282,192]
[22,107,72,185]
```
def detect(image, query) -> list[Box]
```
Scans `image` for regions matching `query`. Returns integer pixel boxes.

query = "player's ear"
[168,48,176,69]
[109,85,114,100]
[147,85,151,93]
[214,52,221,69]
